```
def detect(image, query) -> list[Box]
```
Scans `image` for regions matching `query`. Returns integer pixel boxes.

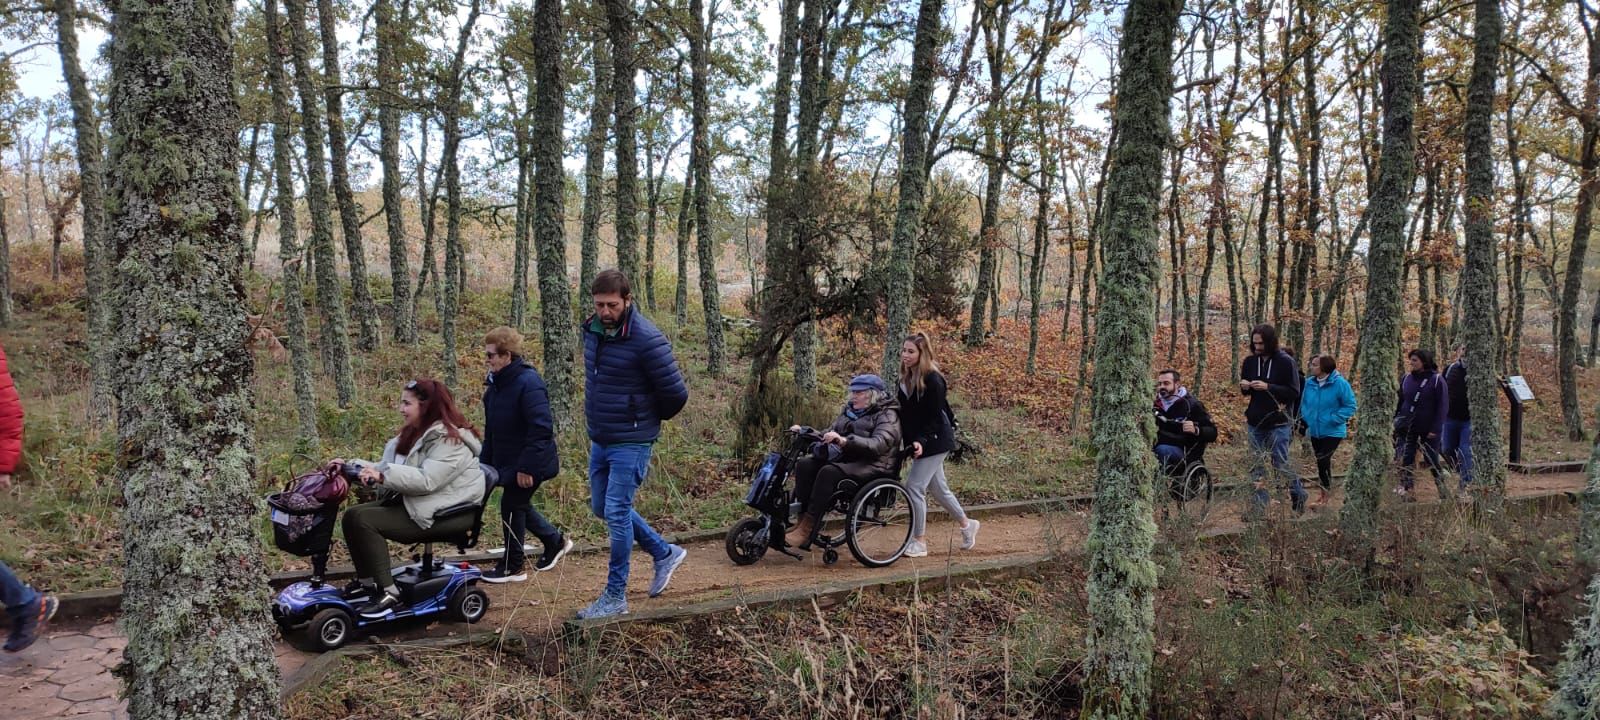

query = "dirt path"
[1,471,1586,719]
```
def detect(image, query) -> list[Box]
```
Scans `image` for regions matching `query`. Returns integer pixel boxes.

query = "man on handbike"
[1152,368,1217,487]
[783,374,902,549]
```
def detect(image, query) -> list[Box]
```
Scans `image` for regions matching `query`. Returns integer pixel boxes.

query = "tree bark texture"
[316,0,381,351]
[580,29,611,301]
[1338,0,1421,556]
[878,0,944,380]
[1081,0,1180,715]
[531,0,579,429]
[283,0,356,407]
[606,0,641,281]
[107,0,282,713]
[690,0,724,375]
[1551,573,1600,719]
[375,0,415,343]
[439,0,482,389]
[1559,19,1600,442]
[1461,0,1505,510]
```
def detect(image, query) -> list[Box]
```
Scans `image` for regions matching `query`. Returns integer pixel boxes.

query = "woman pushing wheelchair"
[783,374,903,549]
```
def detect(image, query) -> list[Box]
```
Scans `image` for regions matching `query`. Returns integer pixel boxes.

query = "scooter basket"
[267,494,340,557]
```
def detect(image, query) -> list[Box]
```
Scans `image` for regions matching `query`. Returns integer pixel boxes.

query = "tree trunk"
[1560,16,1600,442]
[580,29,611,300]
[264,0,319,445]
[284,0,356,406]
[606,0,641,281]
[691,0,723,375]
[879,0,944,379]
[317,0,381,351]
[375,0,414,344]
[788,0,830,392]
[1551,573,1600,719]
[675,150,695,327]
[1337,0,1421,557]
[1461,0,1504,509]
[0,186,11,326]
[56,0,114,424]
[642,102,659,313]
[439,0,482,389]
[966,0,1010,347]
[762,0,802,386]
[1082,0,1180,714]
[511,97,532,331]
[531,0,579,429]
[108,0,284,712]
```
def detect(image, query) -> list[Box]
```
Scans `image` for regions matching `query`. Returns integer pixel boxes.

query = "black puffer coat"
[825,399,903,479]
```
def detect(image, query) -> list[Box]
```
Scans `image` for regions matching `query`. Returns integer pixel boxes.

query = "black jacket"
[1444,359,1470,422]
[480,359,560,484]
[1240,350,1301,428]
[897,371,957,457]
[1153,393,1218,465]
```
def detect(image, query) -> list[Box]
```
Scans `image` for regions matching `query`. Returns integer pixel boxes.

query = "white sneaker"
[903,539,928,558]
[960,519,981,550]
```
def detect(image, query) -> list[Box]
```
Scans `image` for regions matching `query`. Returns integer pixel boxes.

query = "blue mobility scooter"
[724,427,913,568]
[269,462,496,651]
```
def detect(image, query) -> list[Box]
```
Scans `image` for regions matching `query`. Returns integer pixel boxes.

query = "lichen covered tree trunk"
[1338,0,1422,556]
[264,0,319,445]
[1551,573,1600,718]
[762,0,799,362]
[580,29,611,298]
[1559,21,1600,442]
[674,154,694,326]
[879,0,943,380]
[375,0,414,344]
[1081,0,1180,715]
[439,0,482,389]
[317,0,381,351]
[283,0,356,406]
[0,188,11,326]
[606,0,641,281]
[690,0,723,375]
[531,0,578,429]
[107,0,281,713]
[55,0,114,425]
[1461,0,1505,510]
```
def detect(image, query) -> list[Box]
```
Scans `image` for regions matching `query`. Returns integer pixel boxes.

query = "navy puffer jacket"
[582,304,689,444]
[480,359,560,484]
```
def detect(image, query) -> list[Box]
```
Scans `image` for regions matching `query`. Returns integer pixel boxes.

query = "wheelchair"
[725,428,914,568]
[1161,447,1213,518]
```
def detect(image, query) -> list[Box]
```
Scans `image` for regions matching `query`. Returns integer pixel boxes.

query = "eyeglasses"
[484,351,502,360]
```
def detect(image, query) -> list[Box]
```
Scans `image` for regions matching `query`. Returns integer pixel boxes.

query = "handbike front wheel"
[846,479,913,568]
[725,517,770,566]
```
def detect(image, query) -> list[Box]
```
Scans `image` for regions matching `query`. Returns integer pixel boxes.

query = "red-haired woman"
[334,379,488,618]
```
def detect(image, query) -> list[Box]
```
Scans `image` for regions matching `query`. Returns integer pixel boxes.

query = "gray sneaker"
[576,593,628,620]
[648,545,687,598]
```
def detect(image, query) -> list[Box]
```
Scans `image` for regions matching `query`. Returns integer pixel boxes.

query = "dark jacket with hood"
[1152,389,1218,465]
[826,399,903,479]
[581,304,689,445]
[480,358,560,485]
[1443,358,1470,422]
[1396,369,1449,438]
[897,370,956,458]
[1240,350,1301,429]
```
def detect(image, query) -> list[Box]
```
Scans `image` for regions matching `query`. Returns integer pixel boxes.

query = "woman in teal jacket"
[1301,355,1357,505]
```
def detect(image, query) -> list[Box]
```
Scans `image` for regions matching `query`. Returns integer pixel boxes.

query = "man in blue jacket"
[577,269,690,619]
[1239,324,1305,515]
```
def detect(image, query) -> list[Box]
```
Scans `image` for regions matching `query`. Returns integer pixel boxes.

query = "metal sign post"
[1500,376,1533,464]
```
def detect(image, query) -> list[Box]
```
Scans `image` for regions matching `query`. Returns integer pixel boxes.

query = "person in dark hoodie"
[1152,368,1218,476]
[479,326,571,584]
[1394,348,1449,499]
[1440,342,1472,490]
[1238,324,1306,514]
[784,374,903,550]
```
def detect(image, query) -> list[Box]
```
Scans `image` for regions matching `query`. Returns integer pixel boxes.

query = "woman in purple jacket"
[1393,348,1449,499]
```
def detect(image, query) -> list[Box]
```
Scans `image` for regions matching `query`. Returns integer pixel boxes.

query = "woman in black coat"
[897,332,978,557]
[480,327,571,582]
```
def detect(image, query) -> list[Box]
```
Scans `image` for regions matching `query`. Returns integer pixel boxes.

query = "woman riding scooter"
[783,374,902,549]
[333,379,487,618]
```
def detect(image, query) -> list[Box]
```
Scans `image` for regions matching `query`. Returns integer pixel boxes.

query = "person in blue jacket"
[1239,324,1305,515]
[1300,354,1357,506]
[577,269,690,620]
[479,326,571,583]
[1394,348,1449,499]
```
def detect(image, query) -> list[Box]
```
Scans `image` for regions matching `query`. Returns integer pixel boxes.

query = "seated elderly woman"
[333,379,487,618]
[783,374,903,548]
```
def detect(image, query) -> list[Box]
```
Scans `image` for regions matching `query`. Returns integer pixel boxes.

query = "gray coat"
[827,400,903,479]
[360,423,486,529]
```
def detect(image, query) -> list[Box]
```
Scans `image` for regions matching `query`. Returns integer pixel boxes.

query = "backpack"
[942,396,981,464]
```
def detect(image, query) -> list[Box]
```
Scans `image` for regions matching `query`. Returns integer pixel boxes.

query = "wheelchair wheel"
[724,517,770,566]
[846,479,913,568]
[1171,464,1213,518]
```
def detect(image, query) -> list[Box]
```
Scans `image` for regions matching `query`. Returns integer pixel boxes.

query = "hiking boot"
[5,595,57,653]
[357,590,403,618]
[784,514,818,549]
[534,536,574,572]
[649,545,687,598]
[576,592,628,620]
[960,519,981,550]
[903,539,928,558]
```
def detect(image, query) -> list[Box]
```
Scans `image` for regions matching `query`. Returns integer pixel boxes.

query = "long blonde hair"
[900,332,940,397]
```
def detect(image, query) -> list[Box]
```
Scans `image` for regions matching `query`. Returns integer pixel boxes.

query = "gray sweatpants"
[906,452,967,537]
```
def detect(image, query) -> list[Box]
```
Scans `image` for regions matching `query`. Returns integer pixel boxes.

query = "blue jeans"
[588,442,672,597]
[1,560,38,620]
[1441,419,1473,488]
[1154,444,1187,475]
[1248,423,1305,510]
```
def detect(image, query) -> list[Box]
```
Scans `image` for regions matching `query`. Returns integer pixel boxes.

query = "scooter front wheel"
[306,608,354,651]
[725,517,770,566]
